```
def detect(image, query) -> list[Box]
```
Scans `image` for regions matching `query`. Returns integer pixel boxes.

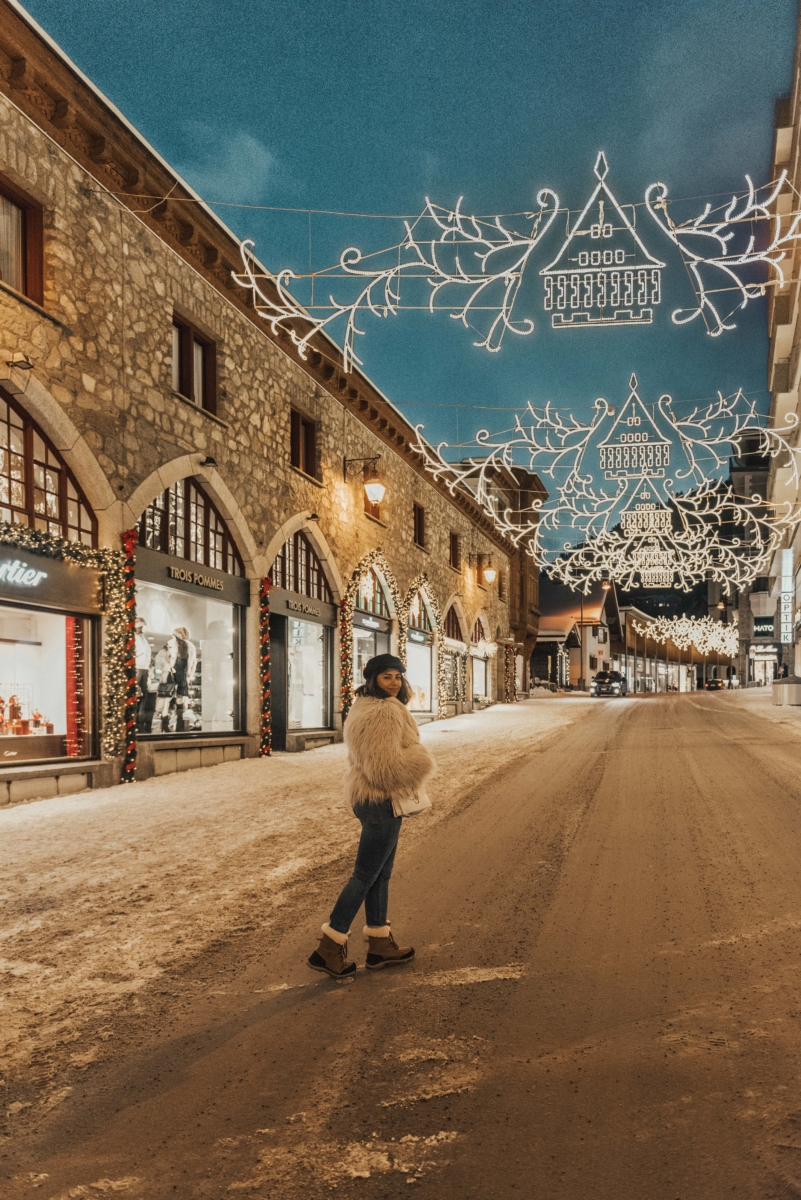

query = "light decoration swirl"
[234,154,801,367]
[632,615,739,658]
[411,374,801,594]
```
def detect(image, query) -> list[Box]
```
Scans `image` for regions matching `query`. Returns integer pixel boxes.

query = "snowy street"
[7,691,801,1197]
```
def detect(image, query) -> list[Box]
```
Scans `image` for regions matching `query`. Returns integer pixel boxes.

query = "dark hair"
[356,674,413,704]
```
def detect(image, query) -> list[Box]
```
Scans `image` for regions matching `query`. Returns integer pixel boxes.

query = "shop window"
[290,410,318,478]
[449,532,461,570]
[357,567,391,617]
[0,175,43,305]
[408,590,432,631]
[172,316,217,413]
[443,650,462,700]
[444,606,463,641]
[413,502,426,548]
[270,531,332,602]
[0,389,96,546]
[473,655,487,697]
[0,606,94,762]
[137,477,242,575]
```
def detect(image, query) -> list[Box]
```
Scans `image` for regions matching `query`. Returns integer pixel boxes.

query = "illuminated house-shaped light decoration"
[597,375,671,480]
[541,153,665,328]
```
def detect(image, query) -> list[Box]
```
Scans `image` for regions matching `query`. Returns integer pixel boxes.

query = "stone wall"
[0,88,520,770]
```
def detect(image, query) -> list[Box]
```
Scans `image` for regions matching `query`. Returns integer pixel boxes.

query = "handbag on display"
[391,786,432,818]
[157,671,176,698]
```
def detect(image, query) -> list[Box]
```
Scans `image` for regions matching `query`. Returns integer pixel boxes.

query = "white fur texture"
[321,923,349,945]
[343,695,436,809]
[364,924,391,938]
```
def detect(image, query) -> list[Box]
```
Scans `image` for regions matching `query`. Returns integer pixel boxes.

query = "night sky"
[21,0,798,449]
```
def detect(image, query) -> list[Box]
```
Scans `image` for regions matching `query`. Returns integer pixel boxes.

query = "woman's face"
[376,669,403,698]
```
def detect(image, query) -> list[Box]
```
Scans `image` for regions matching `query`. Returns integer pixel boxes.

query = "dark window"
[471,618,486,645]
[0,175,43,305]
[589,655,598,671]
[413,502,426,548]
[0,387,96,545]
[364,491,381,521]
[136,476,242,575]
[172,317,217,413]
[444,606,463,641]
[449,532,461,570]
[270,531,332,602]
[356,567,391,617]
[290,409,317,477]
[498,571,507,601]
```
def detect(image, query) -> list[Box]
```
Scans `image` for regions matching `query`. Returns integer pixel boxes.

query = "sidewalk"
[0,698,591,1095]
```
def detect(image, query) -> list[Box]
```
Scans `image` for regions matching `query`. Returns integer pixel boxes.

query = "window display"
[472,655,487,698]
[407,640,433,712]
[288,618,327,730]
[135,581,239,735]
[443,650,462,701]
[0,604,93,762]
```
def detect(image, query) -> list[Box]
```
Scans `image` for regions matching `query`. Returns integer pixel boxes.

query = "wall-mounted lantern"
[344,455,386,507]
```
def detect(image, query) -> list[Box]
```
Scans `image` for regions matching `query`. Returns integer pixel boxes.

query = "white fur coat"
[343,695,436,808]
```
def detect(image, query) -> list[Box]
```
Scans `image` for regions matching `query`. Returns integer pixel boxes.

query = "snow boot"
[364,925,415,970]
[307,924,357,982]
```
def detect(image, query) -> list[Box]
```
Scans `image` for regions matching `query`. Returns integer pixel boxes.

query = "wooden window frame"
[0,173,43,306]
[137,475,242,576]
[269,531,332,603]
[444,606,463,641]
[290,409,318,479]
[413,502,426,549]
[172,315,217,414]
[449,532,461,571]
[0,386,97,545]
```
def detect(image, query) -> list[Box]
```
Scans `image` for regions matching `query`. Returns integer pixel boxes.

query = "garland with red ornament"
[121,529,138,782]
[259,577,272,755]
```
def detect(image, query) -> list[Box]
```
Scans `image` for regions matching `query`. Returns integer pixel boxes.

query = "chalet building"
[0,0,540,803]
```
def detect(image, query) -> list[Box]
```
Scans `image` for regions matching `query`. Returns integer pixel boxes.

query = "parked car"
[590,670,627,697]
[704,678,726,690]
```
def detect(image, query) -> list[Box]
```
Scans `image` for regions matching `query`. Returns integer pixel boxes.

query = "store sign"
[0,549,103,614]
[781,590,794,644]
[168,566,224,592]
[753,617,775,638]
[408,628,431,645]
[135,546,250,607]
[353,609,391,634]
[0,559,47,587]
[269,586,337,628]
[287,598,322,616]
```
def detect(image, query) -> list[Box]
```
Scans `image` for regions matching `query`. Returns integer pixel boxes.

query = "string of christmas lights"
[259,577,272,756]
[121,530,138,783]
[632,614,739,657]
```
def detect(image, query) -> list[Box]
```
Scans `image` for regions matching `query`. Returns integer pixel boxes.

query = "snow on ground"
[0,697,590,1083]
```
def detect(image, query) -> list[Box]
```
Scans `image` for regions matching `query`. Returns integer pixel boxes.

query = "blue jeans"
[329,800,402,934]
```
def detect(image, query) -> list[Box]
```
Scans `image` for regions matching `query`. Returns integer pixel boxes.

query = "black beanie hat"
[363,653,406,680]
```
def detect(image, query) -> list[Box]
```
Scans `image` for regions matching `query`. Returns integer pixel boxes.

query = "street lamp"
[344,455,386,506]
[482,557,497,584]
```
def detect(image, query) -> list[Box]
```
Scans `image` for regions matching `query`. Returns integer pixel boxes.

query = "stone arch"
[126,455,260,578]
[0,366,119,546]
[263,511,344,605]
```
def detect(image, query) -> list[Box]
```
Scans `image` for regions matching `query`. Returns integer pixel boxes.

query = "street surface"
[5,691,801,1198]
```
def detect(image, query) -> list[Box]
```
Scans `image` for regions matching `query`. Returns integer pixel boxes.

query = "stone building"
[0,0,540,802]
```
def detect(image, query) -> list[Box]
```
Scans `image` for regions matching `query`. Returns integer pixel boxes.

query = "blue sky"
[23,0,798,448]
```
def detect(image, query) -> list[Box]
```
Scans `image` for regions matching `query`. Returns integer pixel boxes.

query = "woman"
[307,654,435,982]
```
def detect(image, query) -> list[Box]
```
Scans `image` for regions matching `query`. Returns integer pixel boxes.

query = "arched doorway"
[133,476,249,738]
[0,388,103,766]
[268,530,338,751]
